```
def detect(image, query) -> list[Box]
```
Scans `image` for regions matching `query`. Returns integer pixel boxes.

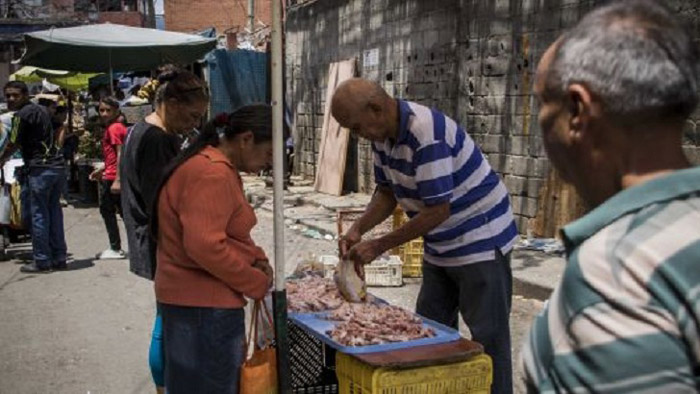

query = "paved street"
[0,199,544,394]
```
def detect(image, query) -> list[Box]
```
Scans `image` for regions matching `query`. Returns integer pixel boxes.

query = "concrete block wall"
[286,0,700,233]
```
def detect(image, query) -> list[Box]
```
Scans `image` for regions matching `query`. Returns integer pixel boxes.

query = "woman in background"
[154,105,276,393]
[90,97,128,259]
[120,68,208,394]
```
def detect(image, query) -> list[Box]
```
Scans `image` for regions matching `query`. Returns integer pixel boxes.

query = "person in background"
[2,81,67,273]
[332,78,517,394]
[59,106,81,204]
[120,68,208,394]
[90,97,127,260]
[51,105,71,207]
[37,98,57,119]
[522,1,700,392]
[154,105,275,393]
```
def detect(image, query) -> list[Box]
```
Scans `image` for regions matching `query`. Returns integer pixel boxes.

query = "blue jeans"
[28,167,67,269]
[160,303,246,394]
[416,249,513,394]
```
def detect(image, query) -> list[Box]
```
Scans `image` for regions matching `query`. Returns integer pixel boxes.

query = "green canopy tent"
[10,66,106,91]
[18,23,217,73]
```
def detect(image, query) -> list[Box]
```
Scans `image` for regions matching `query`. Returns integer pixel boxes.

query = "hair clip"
[214,112,229,127]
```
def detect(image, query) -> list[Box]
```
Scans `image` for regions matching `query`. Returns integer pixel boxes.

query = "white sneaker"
[97,249,127,260]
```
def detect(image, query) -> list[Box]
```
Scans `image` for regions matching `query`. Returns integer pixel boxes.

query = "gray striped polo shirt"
[522,166,700,393]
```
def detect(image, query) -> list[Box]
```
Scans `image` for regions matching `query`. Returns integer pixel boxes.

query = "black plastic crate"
[289,320,338,393]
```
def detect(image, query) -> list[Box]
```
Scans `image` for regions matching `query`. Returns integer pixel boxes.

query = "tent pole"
[271,0,290,392]
[109,50,114,95]
[67,94,73,136]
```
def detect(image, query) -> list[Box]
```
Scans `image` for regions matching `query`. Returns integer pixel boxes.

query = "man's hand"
[110,179,121,194]
[339,227,361,258]
[89,168,103,182]
[346,239,383,277]
[253,259,274,288]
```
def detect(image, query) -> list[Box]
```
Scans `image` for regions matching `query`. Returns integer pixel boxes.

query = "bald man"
[333,78,518,394]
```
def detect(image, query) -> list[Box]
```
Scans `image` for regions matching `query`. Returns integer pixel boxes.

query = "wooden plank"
[314,59,356,195]
[352,339,483,369]
[533,168,588,238]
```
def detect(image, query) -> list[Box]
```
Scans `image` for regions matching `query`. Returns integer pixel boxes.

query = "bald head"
[332,79,390,121]
[330,78,397,142]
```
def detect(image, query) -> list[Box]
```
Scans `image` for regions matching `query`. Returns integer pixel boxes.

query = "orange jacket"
[155,145,268,308]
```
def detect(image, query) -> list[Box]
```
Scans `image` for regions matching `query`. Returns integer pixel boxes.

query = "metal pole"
[248,0,255,33]
[109,50,114,95]
[67,94,73,136]
[271,0,290,392]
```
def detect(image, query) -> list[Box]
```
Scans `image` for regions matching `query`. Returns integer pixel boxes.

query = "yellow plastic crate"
[392,209,424,278]
[398,238,423,278]
[336,352,492,394]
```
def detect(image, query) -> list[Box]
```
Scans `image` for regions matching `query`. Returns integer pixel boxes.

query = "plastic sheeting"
[206,49,268,118]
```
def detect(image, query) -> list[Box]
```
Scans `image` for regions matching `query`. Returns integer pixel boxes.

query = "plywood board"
[533,168,588,238]
[314,59,356,195]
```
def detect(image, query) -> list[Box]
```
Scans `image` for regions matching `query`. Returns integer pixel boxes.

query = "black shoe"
[52,262,68,271]
[20,263,52,274]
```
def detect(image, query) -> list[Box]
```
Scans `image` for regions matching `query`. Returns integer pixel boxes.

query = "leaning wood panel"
[533,168,588,238]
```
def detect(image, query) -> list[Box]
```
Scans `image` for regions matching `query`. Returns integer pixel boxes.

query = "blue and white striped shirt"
[374,100,518,266]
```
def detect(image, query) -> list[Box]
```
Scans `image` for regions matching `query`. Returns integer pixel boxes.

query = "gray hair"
[544,0,699,122]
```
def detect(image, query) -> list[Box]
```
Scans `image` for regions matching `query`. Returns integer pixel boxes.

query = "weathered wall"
[286,0,700,234]
[98,11,144,26]
[164,0,271,34]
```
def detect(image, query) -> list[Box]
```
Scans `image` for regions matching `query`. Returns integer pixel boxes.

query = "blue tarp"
[206,49,268,118]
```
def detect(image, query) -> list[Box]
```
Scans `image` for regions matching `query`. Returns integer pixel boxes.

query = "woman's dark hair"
[99,96,120,109]
[150,104,281,239]
[154,68,208,106]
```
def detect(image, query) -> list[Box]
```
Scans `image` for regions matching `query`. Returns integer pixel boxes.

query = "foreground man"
[332,78,518,393]
[522,0,700,392]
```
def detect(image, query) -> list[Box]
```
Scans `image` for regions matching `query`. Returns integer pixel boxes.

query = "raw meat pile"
[326,303,436,346]
[286,276,345,313]
[286,271,435,347]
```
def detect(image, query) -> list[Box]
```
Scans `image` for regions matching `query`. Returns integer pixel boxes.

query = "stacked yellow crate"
[336,352,492,394]
[392,208,424,277]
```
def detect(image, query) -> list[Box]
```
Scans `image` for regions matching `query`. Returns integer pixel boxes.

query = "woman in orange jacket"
[153,104,277,393]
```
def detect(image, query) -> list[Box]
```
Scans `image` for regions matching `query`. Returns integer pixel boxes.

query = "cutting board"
[353,338,484,369]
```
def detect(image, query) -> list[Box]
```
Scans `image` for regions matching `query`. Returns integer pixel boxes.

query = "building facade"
[164,0,271,35]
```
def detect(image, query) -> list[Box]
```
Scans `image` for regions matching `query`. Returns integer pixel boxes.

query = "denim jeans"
[160,303,246,394]
[27,167,67,269]
[416,249,513,394]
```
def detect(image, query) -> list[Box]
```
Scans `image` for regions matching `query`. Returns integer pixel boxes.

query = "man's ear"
[241,130,255,145]
[567,83,593,143]
[367,100,382,114]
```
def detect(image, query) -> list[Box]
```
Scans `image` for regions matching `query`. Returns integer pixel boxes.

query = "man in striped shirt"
[332,78,518,393]
[523,0,700,392]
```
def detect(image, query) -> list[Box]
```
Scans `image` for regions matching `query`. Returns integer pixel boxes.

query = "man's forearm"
[350,185,397,236]
[375,202,450,254]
